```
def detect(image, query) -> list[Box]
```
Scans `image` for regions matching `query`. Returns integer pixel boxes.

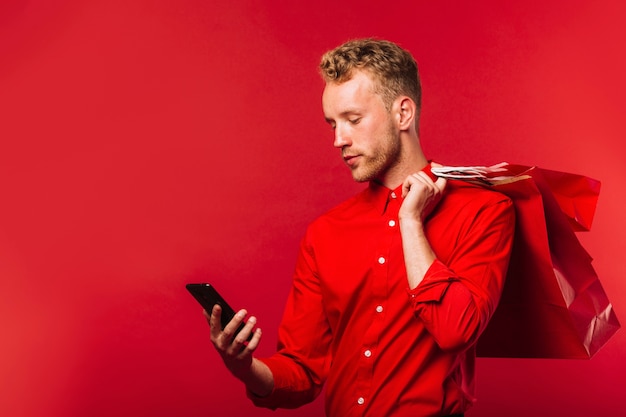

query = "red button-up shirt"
[250,178,515,416]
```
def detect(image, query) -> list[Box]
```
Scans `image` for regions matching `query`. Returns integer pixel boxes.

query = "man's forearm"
[399,217,436,289]
[236,358,274,398]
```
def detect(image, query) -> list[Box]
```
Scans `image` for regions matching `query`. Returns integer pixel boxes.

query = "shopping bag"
[432,164,620,358]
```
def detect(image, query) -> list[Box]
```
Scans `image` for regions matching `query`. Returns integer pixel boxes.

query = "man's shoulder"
[436,180,514,222]
[430,180,515,239]
[445,179,512,205]
[305,187,371,231]
[320,188,369,218]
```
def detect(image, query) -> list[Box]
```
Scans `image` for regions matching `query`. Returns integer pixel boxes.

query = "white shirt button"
[376,305,383,313]
[388,220,396,227]
[378,257,386,264]
[357,397,365,405]
[364,349,372,358]
[390,192,397,199]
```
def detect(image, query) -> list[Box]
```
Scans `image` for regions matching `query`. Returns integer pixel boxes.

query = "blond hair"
[319,38,421,114]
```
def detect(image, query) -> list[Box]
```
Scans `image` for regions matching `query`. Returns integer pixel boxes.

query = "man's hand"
[204,306,274,396]
[205,305,262,380]
[399,170,447,223]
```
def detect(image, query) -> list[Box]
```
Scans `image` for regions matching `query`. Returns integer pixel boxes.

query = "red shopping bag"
[433,164,620,358]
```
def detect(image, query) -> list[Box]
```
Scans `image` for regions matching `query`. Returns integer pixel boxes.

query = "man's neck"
[376,147,429,190]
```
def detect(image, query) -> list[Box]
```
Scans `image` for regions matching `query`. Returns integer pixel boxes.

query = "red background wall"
[1,1,624,416]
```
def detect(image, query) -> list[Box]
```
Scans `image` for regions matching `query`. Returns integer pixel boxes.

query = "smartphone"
[186,283,248,339]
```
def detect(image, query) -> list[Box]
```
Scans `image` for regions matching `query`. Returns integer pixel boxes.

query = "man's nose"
[333,125,350,148]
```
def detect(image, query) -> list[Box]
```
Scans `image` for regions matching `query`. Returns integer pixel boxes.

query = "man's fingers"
[434,176,447,193]
[245,328,262,351]
[416,170,436,184]
[207,304,223,339]
[220,309,247,343]
[402,172,434,198]
[230,316,258,352]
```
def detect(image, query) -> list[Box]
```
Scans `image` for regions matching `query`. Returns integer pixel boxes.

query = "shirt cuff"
[406,259,457,304]
[244,357,280,409]
[246,387,277,409]
[245,356,310,409]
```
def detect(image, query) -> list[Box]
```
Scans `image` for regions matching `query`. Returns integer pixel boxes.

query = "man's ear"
[395,97,417,131]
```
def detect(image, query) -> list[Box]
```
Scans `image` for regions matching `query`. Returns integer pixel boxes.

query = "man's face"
[322,71,401,183]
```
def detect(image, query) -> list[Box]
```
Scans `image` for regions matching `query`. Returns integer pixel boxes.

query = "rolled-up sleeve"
[407,197,515,352]
[247,232,332,409]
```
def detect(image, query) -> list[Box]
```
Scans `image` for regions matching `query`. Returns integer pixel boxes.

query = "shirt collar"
[365,181,404,215]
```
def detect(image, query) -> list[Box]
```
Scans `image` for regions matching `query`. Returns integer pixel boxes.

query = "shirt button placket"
[358,190,393,412]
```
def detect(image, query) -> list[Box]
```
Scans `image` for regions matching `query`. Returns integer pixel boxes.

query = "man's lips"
[343,154,360,166]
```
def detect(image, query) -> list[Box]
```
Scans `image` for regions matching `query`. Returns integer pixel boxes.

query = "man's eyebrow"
[325,109,362,122]
[339,108,362,116]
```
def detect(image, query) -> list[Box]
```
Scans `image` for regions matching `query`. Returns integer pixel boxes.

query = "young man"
[206,39,515,417]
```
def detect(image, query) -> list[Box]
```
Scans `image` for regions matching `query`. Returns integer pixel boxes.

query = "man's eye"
[349,118,361,125]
